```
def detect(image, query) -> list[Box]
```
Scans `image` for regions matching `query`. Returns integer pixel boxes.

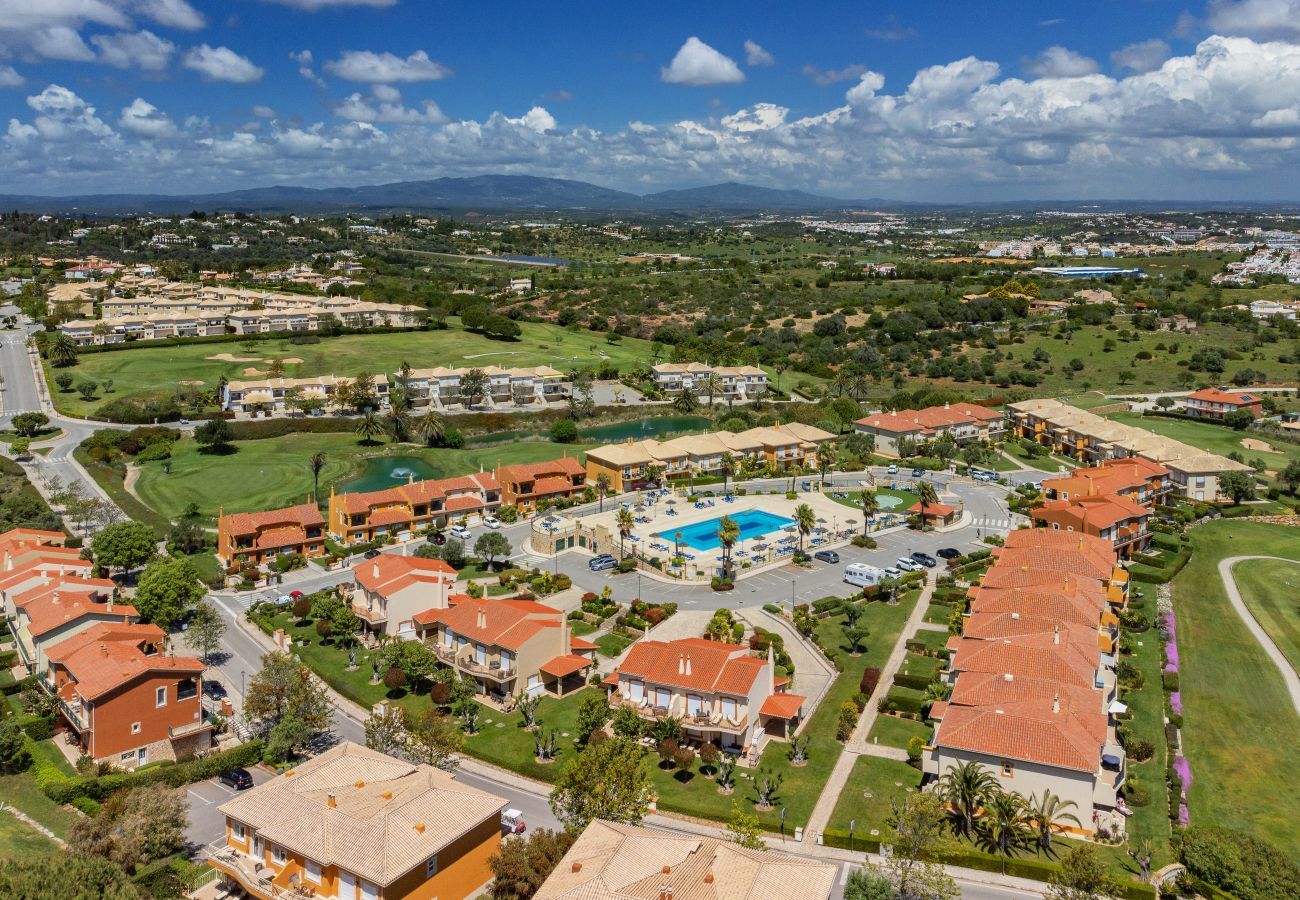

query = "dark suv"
[219,768,253,790]
[910,551,938,568]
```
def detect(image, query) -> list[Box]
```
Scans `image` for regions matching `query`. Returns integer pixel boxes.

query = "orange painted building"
[217,502,327,569]
[492,456,586,513]
[45,623,208,766]
[211,742,505,900]
[1042,457,1170,508]
[1030,494,1152,557]
[327,472,501,545]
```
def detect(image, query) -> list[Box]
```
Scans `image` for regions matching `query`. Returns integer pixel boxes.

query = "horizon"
[2,1,1300,202]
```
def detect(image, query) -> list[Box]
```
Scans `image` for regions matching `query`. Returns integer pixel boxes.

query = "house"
[210,742,506,900]
[217,502,328,569]
[534,819,837,900]
[1158,314,1198,333]
[327,473,501,545]
[45,622,209,766]
[493,456,587,513]
[9,577,129,673]
[650,363,769,401]
[414,597,597,700]
[223,375,390,415]
[1183,388,1263,421]
[1247,299,1298,320]
[1073,288,1115,305]
[991,529,1130,608]
[1030,495,1153,556]
[604,638,805,760]
[0,527,69,568]
[908,500,961,528]
[403,365,570,409]
[348,555,457,640]
[854,402,1004,457]
[1041,457,1170,508]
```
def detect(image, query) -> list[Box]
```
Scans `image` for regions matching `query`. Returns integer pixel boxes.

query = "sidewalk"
[799,570,936,845]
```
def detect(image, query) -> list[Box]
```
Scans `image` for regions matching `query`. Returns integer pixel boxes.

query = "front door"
[137,747,148,766]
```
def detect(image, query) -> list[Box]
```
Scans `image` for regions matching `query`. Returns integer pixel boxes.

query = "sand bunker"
[241,367,268,377]
[278,357,304,364]
[178,379,205,386]
[1240,438,1273,452]
[207,353,264,363]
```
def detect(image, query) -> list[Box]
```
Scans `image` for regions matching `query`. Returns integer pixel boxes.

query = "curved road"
[1217,555,1300,715]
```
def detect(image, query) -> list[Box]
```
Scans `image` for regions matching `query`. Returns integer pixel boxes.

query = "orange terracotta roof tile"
[949,636,1100,689]
[352,554,455,598]
[540,654,592,678]
[416,597,564,650]
[759,692,805,719]
[616,638,765,695]
[55,631,203,700]
[1186,387,1259,405]
[931,700,1103,772]
[222,502,323,536]
[854,402,1002,436]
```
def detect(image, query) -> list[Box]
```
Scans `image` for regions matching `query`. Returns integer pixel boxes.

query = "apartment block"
[1030,494,1153,557]
[8,577,129,673]
[853,402,1005,457]
[650,362,769,401]
[404,365,570,409]
[217,502,328,569]
[494,457,587,513]
[327,473,502,545]
[1183,387,1263,420]
[1041,457,1170,507]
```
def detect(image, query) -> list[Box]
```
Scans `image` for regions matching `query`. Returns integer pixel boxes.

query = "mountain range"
[0,175,863,216]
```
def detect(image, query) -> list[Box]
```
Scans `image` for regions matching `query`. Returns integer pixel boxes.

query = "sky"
[4,0,1300,201]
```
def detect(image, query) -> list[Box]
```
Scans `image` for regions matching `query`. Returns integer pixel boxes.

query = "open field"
[1230,558,1300,676]
[132,432,595,523]
[1175,520,1300,856]
[1105,411,1300,471]
[43,319,660,417]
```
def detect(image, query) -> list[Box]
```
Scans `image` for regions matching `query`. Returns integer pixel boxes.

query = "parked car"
[203,680,226,700]
[936,547,961,560]
[449,525,473,541]
[895,557,920,572]
[588,554,617,572]
[219,769,253,791]
[911,467,926,477]
[178,417,190,426]
[362,548,381,560]
[886,464,899,475]
[275,594,293,605]
[426,531,446,545]
[813,549,840,563]
[882,566,904,579]
[910,551,938,568]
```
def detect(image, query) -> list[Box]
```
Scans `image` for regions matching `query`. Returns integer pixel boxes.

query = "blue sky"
[3,0,1300,200]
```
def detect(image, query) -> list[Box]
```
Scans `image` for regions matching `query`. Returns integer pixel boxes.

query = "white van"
[844,563,885,587]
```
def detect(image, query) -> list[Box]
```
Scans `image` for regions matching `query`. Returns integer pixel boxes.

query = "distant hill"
[0,175,859,216]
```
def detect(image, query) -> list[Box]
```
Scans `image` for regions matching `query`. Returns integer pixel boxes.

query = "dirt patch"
[207,352,264,363]
[278,356,304,364]
[1240,438,1273,452]
[179,379,205,386]
[241,367,267,377]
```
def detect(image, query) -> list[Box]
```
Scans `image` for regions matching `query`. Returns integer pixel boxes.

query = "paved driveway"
[184,765,276,851]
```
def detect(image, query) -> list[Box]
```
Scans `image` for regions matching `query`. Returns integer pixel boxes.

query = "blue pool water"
[656,509,796,552]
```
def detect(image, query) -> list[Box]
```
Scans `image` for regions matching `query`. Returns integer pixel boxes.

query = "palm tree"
[671,386,699,413]
[982,790,1031,873]
[939,760,997,835]
[615,507,635,557]
[815,443,836,486]
[716,514,739,577]
[355,412,384,445]
[857,489,879,535]
[595,472,612,512]
[308,452,326,501]
[699,373,723,407]
[848,373,870,402]
[916,479,939,530]
[719,452,735,494]
[787,461,804,494]
[793,503,815,554]
[386,408,410,443]
[1026,790,1081,851]
[416,410,446,447]
[46,332,79,367]
[771,360,788,392]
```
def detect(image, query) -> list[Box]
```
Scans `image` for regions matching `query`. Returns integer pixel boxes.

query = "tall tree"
[938,760,997,835]
[487,828,576,900]
[92,521,157,577]
[550,737,650,832]
[416,410,446,447]
[244,652,332,738]
[916,479,939,528]
[69,785,188,872]
[47,332,79,367]
[815,442,836,485]
[459,367,489,409]
[981,790,1030,873]
[1045,843,1120,900]
[719,451,735,494]
[132,557,205,627]
[671,385,699,413]
[308,451,327,501]
[883,792,960,900]
[794,502,816,553]
[716,514,740,577]
[858,489,880,535]
[1027,790,1081,851]
[194,417,233,454]
[615,507,634,557]
[595,471,612,512]
[355,412,384,444]
[187,598,226,663]
[699,373,723,407]
[405,706,464,772]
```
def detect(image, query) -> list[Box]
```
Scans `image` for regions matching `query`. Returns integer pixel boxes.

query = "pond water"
[341,456,439,493]
[579,416,712,443]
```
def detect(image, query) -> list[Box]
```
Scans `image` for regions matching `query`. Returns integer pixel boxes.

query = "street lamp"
[240,669,246,700]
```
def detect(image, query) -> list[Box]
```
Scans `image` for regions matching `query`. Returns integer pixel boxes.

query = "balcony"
[58,696,88,732]
[204,843,311,900]
[169,717,214,740]
[459,658,516,681]
[352,604,388,624]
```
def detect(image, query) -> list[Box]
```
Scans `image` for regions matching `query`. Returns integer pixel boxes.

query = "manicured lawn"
[568,620,597,637]
[1115,611,1173,869]
[0,808,57,857]
[1175,520,1300,856]
[45,319,661,417]
[827,755,924,835]
[0,769,80,840]
[923,602,952,625]
[1001,440,1077,472]
[909,628,951,654]
[133,431,594,522]
[899,651,943,681]
[866,713,930,750]
[74,449,173,536]
[1105,412,1300,472]
[1231,558,1300,673]
[593,632,633,658]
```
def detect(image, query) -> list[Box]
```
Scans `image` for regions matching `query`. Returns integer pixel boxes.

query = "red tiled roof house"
[348,554,457,639]
[217,502,327,569]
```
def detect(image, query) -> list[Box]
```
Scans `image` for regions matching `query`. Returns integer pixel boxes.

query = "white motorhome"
[844,563,885,587]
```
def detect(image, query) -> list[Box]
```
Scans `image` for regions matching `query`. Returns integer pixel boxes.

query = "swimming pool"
[656,509,797,552]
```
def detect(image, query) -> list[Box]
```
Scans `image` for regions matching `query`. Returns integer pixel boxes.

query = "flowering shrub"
[1163,611,1180,673]
[1170,690,1183,715]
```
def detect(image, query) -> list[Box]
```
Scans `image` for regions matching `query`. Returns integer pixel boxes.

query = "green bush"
[71,796,101,817]
[884,690,927,716]
[762,603,782,614]
[891,673,934,692]
[14,714,54,741]
[38,740,264,803]
[2,674,35,696]
[1180,826,1300,900]
[0,650,16,669]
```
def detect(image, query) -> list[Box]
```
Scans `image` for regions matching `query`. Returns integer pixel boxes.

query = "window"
[425,855,439,878]
[272,846,287,866]
[305,861,322,884]
[177,679,197,701]
[131,722,141,734]
[120,751,135,762]
[720,697,737,721]
[232,823,246,842]
[155,686,167,707]
[1001,760,1015,777]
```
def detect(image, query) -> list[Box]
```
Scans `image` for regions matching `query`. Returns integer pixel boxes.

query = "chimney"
[1003,673,1013,682]
[327,793,336,808]
[477,608,487,629]
[53,591,60,605]
[355,779,365,788]
[704,873,714,885]
[1052,693,1060,714]
[414,823,425,833]
[571,862,583,873]
[1054,625,1060,645]
[662,865,672,874]
[100,643,108,655]
[372,562,379,579]
[684,654,692,677]
[1010,611,1019,620]
[678,654,685,675]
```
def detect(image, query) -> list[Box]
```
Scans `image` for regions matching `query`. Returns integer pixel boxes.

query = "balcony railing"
[459,659,515,681]
[352,604,387,623]
[169,717,214,740]
[58,696,88,732]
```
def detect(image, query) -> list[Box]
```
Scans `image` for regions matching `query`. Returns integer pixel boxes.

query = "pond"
[340,456,439,493]
[579,416,713,443]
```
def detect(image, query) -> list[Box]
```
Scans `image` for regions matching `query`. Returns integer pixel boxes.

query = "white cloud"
[505,106,555,132]
[24,84,114,140]
[92,30,175,70]
[1024,45,1100,78]
[325,49,451,82]
[252,104,276,118]
[1207,0,1300,42]
[182,45,264,83]
[845,70,887,105]
[0,66,22,87]
[865,16,917,41]
[29,26,95,61]
[721,102,788,131]
[290,48,326,87]
[1111,38,1171,73]
[744,39,773,67]
[661,37,744,85]
[335,87,448,124]
[0,1,132,32]
[119,97,176,137]
[262,0,396,8]
[803,64,869,85]
[133,0,204,30]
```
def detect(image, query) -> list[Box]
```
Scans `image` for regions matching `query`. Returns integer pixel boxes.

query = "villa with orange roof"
[854,402,1004,456]
[1042,457,1170,508]
[348,554,457,639]
[0,527,67,568]
[327,472,501,545]
[0,554,95,619]
[9,577,128,673]
[604,637,805,759]
[1183,387,1262,420]
[908,499,961,528]
[991,529,1130,606]
[216,501,327,569]
[414,597,597,700]
[45,622,209,766]
[493,456,587,513]
[1030,494,1153,557]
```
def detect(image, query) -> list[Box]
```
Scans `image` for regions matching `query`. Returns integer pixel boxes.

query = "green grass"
[909,628,951,654]
[1231,558,1300,673]
[899,651,943,681]
[0,770,80,840]
[827,755,924,834]
[74,449,173,536]
[568,620,597,637]
[866,713,930,750]
[0,807,57,858]
[132,432,595,522]
[594,633,632,658]
[1117,617,1173,869]
[1105,412,1299,472]
[45,320,662,418]
[1001,440,1077,472]
[1175,520,1300,856]
[923,602,952,625]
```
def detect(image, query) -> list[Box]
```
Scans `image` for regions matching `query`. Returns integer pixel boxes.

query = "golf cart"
[501,808,526,835]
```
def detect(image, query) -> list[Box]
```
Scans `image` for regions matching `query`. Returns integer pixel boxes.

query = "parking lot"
[184,765,276,850]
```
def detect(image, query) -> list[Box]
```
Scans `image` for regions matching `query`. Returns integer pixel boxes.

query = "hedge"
[892,672,935,692]
[820,829,883,854]
[0,649,16,669]
[1130,548,1193,584]
[762,603,782,615]
[15,713,54,741]
[39,740,265,803]
[2,674,35,696]
[931,848,1157,899]
[883,690,928,716]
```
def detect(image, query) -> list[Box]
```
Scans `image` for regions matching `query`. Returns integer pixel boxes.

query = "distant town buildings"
[650,362,769,402]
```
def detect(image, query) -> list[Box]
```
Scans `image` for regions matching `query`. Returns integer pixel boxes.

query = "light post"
[240,669,246,701]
